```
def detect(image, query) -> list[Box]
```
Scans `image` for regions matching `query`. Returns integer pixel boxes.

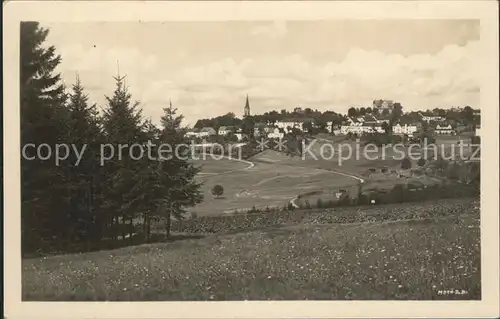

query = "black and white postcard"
[3,1,499,318]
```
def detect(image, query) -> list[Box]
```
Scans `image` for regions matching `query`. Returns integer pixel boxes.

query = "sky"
[43,20,480,126]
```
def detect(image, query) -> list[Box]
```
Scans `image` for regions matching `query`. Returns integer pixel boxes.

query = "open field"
[191,156,357,216]
[250,146,440,206]
[192,156,251,175]
[23,199,480,301]
[186,133,471,216]
[251,141,404,176]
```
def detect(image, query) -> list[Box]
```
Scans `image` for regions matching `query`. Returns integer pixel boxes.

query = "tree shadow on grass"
[23,233,207,258]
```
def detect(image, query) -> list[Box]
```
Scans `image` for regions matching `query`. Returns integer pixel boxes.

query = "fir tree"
[101,74,146,240]
[154,102,203,238]
[65,74,104,246]
[20,22,70,254]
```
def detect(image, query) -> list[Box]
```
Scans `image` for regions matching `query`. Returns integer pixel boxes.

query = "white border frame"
[3,1,499,318]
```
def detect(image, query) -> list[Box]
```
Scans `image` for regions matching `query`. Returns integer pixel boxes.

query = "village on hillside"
[184,96,481,144]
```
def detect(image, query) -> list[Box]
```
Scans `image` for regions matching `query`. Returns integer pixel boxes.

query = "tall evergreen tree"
[65,74,104,246]
[20,22,70,254]
[154,102,203,238]
[101,75,146,240]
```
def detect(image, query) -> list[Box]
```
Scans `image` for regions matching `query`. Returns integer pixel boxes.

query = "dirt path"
[197,155,255,178]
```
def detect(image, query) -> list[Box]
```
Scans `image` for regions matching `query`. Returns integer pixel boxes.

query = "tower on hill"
[244,94,250,117]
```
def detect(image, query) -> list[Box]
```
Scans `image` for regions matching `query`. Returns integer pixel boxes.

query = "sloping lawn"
[23,212,480,301]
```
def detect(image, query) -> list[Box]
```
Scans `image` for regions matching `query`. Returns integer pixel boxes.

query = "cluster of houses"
[184,97,480,141]
[184,123,284,141]
[338,111,465,137]
[184,115,471,141]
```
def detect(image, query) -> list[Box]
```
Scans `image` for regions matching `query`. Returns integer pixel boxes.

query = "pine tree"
[65,74,104,246]
[101,75,147,241]
[153,102,203,238]
[20,22,70,254]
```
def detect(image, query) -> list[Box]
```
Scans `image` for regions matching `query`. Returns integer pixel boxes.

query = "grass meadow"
[22,201,480,301]
[190,155,357,216]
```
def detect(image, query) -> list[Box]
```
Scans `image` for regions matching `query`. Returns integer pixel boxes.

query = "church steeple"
[244,94,250,117]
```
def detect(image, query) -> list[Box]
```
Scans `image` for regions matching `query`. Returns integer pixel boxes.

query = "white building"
[339,115,384,135]
[392,123,419,136]
[419,112,444,123]
[195,127,216,138]
[274,118,314,133]
[218,126,235,136]
[234,133,247,141]
[326,121,342,134]
[254,123,275,137]
[340,122,362,135]
[434,124,455,135]
[267,128,285,139]
[185,129,200,139]
[362,123,385,134]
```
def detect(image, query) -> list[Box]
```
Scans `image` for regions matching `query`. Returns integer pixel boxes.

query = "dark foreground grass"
[23,211,480,301]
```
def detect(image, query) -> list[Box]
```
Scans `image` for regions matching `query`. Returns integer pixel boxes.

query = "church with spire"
[244,94,250,117]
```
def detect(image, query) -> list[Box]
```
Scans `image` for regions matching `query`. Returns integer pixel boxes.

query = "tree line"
[194,109,346,133]
[20,22,202,255]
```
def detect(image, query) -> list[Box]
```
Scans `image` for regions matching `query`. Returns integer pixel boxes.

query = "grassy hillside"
[23,199,480,301]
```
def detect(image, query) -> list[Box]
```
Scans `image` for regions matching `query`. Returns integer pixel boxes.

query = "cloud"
[251,21,288,39]
[55,40,480,126]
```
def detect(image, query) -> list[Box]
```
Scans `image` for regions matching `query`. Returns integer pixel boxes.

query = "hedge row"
[171,198,479,235]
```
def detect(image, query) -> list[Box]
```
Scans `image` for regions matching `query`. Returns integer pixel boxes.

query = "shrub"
[356,193,369,205]
[381,167,388,173]
[316,198,324,209]
[338,194,351,206]
[417,158,427,167]
[303,200,311,209]
[325,200,335,208]
[447,162,462,180]
[417,158,426,167]
[390,184,407,203]
[369,168,377,173]
[211,184,224,198]
[401,157,412,170]
[435,156,448,170]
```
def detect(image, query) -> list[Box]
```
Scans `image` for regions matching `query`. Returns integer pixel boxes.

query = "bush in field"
[356,193,369,205]
[417,158,426,167]
[302,200,311,209]
[381,167,388,173]
[338,194,351,206]
[324,200,335,208]
[211,185,224,198]
[369,168,377,173]
[316,198,324,208]
[446,162,461,180]
[401,157,412,170]
[390,184,407,203]
[435,156,448,171]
